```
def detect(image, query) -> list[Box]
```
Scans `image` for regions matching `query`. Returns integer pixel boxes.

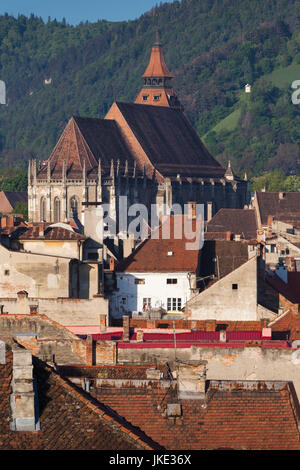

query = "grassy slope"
[202,62,300,141]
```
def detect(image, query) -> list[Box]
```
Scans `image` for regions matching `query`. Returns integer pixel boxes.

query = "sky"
[0,0,175,24]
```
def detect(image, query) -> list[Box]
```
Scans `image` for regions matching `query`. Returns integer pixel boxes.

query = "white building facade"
[111,271,196,319]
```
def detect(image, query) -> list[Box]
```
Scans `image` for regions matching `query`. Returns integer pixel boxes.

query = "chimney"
[10,346,40,431]
[85,334,93,366]
[267,215,273,227]
[276,260,288,284]
[226,231,232,241]
[38,224,44,238]
[7,215,14,228]
[1,216,7,228]
[177,361,207,400]
[136,329,144,342]
[99,314,107,333]
[123,315,130,342]
[219,330,227,342]
[207,202,213,222]
[262,328,272,340]
[187,201,196,219]
[109,256,115,271]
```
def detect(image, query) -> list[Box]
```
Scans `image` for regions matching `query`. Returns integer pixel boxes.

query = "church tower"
[135,33,182,109]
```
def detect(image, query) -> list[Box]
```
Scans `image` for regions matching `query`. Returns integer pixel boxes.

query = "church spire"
[135,33,182,110]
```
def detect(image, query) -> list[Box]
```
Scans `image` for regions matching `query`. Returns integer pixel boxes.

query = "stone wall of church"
[29,173,249,226]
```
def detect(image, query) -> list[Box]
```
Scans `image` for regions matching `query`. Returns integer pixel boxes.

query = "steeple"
[135,32,182,110]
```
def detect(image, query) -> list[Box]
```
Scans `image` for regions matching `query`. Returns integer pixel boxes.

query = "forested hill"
[0,0,300,180]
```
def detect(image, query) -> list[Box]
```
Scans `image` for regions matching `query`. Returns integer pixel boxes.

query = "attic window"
[232,284,238,290]
[167,251,174,256]
[4,270,9,276]
[153,95,161,101]
[167,279,177,284]
[142,95,149,101]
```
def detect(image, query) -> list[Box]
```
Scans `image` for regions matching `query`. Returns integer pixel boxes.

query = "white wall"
[110,271,193,318]
[187,256,258,321]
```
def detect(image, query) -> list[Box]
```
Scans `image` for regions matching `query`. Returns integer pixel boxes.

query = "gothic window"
[40,197,46,221]
[70,196,79,218]
[54,197,60,222]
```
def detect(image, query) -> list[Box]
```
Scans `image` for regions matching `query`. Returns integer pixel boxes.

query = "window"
[167,279,177,284]
[40,197,46,221]
[232,284,238,290]
[143,298,151,311]
[167,298,182,311]
[70,196,79,218]
[153,95,161,101]
[4,270,9,276]
[135,279,145,285]
[54,197,60,222]
[142,95,149,102]
[88,252,98,260]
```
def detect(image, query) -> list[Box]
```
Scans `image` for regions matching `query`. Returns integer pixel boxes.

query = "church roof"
[142,43,173,78]
[111,102,225,178]
[38,116,134,179]
[38,103,225,181]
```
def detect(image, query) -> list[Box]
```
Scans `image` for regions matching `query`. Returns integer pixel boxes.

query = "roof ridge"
[37,359,162,450]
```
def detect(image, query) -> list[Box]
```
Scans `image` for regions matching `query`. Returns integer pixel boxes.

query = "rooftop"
[95,379,300,450]
[206,208,258,240]
[0,341,160,450]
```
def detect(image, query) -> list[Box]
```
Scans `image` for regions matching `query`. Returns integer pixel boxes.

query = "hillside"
[0,0,300,179]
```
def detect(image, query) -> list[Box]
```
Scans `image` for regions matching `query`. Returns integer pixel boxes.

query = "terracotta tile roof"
[199,239,250,279]
[17,225,85,241]
[256,192,300,225]
[38,116,134,180]
[142,44,173,78]
[114,102,225,178]
[0,344,160,450]
[116,215,201,273]
[266,272,300,304]
[95,380,300,450]
[206,209,257,240]
[269,310,300,341]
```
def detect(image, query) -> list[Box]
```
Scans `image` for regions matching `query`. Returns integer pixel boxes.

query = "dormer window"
[142,95,149,102]
[153,95,161,101]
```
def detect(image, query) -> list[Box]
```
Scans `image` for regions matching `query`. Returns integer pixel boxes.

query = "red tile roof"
[269,310,300,341]
[0,343,160,450]
[17,225,85,241]
[95,380,300,450]
[206,208,258,240]
[38,116,134,180]
[256,192,300,225]
[266,271,300,304]
[116,215,201,273]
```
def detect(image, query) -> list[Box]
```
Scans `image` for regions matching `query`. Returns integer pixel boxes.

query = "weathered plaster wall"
[186,256,258,321]
[117,344,300,398]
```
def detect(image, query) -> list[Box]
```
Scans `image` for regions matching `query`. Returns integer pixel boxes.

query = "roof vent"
[167,403,182,417]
